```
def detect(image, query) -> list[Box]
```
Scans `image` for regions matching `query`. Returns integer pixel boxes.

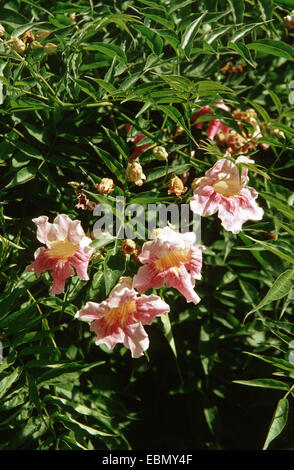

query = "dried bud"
[44,42,58,54]
[35,30,52,41]
[10,38,26,53]
[120,239,137,255]
[153,146,168,162]
[125,160,146,186]
[168,174,187,199]
[0,24,5,37]
[284,11,294,29]
[75,193,96,211]
[96,178,114,195]
[23,30,35,46]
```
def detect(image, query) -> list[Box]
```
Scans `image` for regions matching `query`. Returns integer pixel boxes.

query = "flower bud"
[120,239,137,255]
[168,174,187,199]
[35,30,52,41]
[152,146,168,162]
[284,11,294,29]
[44,42,58,54]
[10,37,26,53]
[30,40,44,49]
[125,160,146,186]
[96,178,114,195]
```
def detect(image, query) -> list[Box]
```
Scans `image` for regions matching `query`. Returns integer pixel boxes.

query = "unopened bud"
[125,160,146,186]
[168,174,187,199]
[44,42,58,54]
[96,178,114,195]
[30,40,43,49]
[69,13,77,24]
[153,146,168,161]
[35,30,52,41]
[11,38,26,53]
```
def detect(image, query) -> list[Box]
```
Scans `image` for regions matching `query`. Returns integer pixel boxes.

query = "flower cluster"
[26,110,265,358]
[192,102,284,155]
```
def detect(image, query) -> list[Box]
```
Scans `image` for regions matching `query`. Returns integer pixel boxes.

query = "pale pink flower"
[75,277,170,358]
[26,214,94,295]
[133,227,204,304]
[192,101,231,140]
[190,156,264,234]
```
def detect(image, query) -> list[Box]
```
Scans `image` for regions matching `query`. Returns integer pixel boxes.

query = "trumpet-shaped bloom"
[26,214,94,295]
[190,156,264,234]
[192,102,231,140]
[133,227,204,304]
[75,277,170,358]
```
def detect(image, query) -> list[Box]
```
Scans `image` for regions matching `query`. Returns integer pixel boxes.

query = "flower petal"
[123,323,149,358]
[166,265,201,304]
[50,260,74,296]
[135,294,170,325]
[133,263,166,294]
[190,185,220,216]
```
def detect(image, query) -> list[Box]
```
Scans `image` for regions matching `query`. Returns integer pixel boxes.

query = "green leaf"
[160,313,178,359]
[0,368,21,400]
[247,40,294,61]
[83,42,127,63]
[104,250,126,296]
[257,0,274,21]
[261,192,294,220]
[234,378,290,391]
[243,235,294,265]
[244,352,294,373]
[228,0,245,23]
[102,126,129,162]
[89,233,116,250]
[263,398,289,450]
[245,269,294,318]
[4,166,37,190]
[181,11,207,55]
[146,163,191,182]
[133,24,163,55]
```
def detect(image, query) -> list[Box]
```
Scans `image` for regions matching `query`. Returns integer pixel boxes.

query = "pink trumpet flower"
[191,101,231,140]
[75,277,170,358]
[190,156,264,234]
[26,214,94,295]
[133,227,205,304]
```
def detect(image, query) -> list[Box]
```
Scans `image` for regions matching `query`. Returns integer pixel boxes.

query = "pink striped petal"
[123,323,149,358]
[135,294,170,324]
[166,265,201,304]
